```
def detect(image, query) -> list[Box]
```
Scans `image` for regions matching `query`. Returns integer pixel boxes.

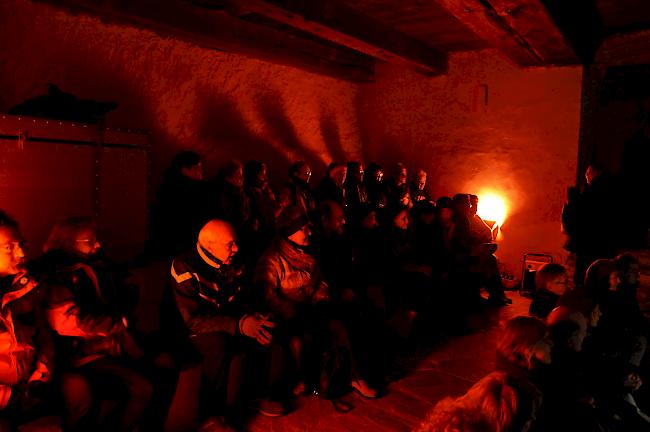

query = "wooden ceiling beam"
[434,0,579,66]
[595,29,650,67]
[222,0,448,75]
[32,0,375,83]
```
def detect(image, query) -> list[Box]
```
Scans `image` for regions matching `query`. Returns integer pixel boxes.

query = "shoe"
[198,416,235,432]
[351,379,378,399]
[256,398,286,417]
[293,381,306,396]
[330,398,354,413]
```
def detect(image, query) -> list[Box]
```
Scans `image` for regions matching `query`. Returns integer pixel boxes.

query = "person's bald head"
[197,219,238,265]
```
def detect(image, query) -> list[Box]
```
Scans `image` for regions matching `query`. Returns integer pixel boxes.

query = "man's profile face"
[0,227,26,277]
[356,165,365,183]
[182,162,203,181]
[417,173,427,190]
[547,274,568,296]
[256,164,269,187]
[361,212,378,230]
[295,165,312,184]
[227,167,244,189]
[624,372,643,392]
[288,224,311,247]
[73,228,101,257]
[200,223,239,265]
[397,168,407,186]
[331,166,347,187]
[469,197,478,215]
[585,165,600,186]
[392,210,409,230]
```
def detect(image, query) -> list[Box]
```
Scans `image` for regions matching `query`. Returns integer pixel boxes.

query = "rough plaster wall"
[360,52,583,272]
[0,0,584,272]
[0,0,362,183]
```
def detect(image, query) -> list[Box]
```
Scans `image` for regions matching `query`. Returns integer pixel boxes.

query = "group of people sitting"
[420,253,646,431]
[0,151,514,431]
[4,150,640,432]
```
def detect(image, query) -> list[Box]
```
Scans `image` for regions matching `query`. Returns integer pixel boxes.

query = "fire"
[477,193,507,227]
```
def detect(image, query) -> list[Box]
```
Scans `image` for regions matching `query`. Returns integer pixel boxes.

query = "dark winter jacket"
[254,239,328,321]
[278,179,315,216]
[315,177,346,207]
[170,245,251,337]
[39,251,138,367]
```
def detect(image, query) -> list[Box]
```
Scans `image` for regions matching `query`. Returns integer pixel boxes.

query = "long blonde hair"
[497,316,548,370]
[418,372,526,432]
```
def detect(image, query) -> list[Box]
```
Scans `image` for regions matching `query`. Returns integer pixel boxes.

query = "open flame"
[477,192,507,227]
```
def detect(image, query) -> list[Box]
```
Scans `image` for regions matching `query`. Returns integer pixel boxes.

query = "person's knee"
[328,319,346,336]
[194,333,228,359]
[61,373,93,421]
[126,374,153,404]
[328,319,350,346]
[62,373,93,406]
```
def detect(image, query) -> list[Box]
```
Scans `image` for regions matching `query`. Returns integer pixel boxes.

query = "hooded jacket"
[0,272,53,409]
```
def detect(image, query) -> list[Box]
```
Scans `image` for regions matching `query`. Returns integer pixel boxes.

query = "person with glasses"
[168,219,285,431]
[529,263,569,320]
[36,217,151,431]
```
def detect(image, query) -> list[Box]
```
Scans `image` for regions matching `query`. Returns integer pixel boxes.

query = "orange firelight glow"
[477,193,507,227]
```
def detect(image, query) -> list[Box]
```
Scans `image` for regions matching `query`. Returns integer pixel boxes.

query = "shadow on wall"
[255,88,326,180]
[193,87,335,184]
[320,110,346,164]
[196,91,271,174]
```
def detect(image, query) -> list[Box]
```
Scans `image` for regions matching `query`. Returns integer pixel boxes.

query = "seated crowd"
[420,253,646,431]
[0,151,644,431]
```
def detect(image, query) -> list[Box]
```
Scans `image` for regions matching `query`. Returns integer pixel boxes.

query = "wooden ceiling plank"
[33,0,375,82]
[596,29,650,66]
[434,0,579,66]
[224,0,448,75]
[488,0,579,65]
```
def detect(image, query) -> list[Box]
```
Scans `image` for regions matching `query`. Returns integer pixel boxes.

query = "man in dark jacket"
[39,217,151,431]
[255,206,377,399]
[574,164,617,286]
[0,211,54,428]
[277,161,315,217]
[149,151,212,259]
[315,162,347,207]
[170,219,283,428]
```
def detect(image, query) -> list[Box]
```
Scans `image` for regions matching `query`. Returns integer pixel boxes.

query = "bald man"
[170,219,284,426]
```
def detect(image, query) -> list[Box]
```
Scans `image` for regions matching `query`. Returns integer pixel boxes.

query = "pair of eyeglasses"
[76,238,99,245]
[1,241,24,253]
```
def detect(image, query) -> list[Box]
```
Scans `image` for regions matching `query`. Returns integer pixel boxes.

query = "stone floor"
[247,248,650,432]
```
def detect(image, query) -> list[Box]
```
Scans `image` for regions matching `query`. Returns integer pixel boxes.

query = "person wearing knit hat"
[255,205,377,400]
[276,205,311,244]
